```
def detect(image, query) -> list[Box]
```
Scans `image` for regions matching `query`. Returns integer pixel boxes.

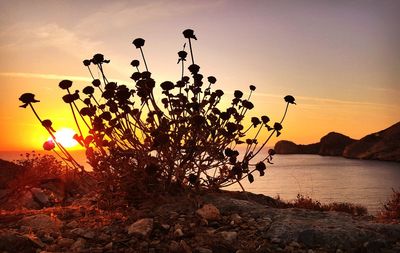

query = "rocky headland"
[274,122,400,162]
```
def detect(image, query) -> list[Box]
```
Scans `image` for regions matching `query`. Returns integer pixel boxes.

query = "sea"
[1,150,399,214]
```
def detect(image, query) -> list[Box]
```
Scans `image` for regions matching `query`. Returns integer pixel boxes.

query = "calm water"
[1,151,399,214]
[228,154,400,214]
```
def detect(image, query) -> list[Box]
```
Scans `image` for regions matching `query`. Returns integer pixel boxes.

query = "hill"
[274,122,400,162]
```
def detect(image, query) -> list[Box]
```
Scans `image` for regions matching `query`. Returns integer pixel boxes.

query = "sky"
[0,0,399,151]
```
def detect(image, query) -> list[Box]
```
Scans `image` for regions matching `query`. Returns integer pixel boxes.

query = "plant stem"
[188,38,195,65]
[139,47,149,72]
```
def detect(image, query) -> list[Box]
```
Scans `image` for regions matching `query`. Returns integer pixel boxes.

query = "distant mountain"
[274,122,400,162]
[343,122,400,162]
[319,132,355,156]
[274,140,320,154]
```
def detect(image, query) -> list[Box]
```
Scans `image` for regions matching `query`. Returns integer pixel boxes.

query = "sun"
[49,128,79,148]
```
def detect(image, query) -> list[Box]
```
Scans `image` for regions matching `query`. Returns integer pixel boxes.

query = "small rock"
[219,231,238,243]
[196,204,221,221]
[200,219,208,226]
[283,245,294,252]
[180,240,192,253]
[174,228,184,238]
[71,238,86,251]
[19,190,41,209]
[83,231,95,239]
[195,247,213,253]
[70,228,85,236]
[161,224,171,230]
[169,240,180,252]
[104,242,113,250]
[127,218,153,237]
[271,237,281,244]
[364,240,386,252]
[30,188,49,205]
[231,213,242,224]
[298,229,323,248]
[66,220,79,228]
[98,233,111,241]
[58,238,75,247]
[289,241,300,248]
[307,250,314,253]
[19,214,61,233]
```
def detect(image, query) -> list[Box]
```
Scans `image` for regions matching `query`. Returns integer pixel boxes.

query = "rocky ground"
[1,190,400,253]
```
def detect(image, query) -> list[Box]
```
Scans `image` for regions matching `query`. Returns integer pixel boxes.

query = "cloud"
[0,72,128,84]
[224,90,399,109]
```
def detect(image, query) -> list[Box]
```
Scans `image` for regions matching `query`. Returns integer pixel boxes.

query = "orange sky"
[0,0,399,151]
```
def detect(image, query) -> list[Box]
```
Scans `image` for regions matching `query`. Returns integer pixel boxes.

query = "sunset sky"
[0,0,399,151]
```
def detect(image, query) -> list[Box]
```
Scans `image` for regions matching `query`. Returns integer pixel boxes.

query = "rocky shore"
[274,122,400,162]
[1,191,400,253]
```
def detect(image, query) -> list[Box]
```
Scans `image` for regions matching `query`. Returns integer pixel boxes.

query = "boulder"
[127,218,154,237]
[30,188,49,206]
[19,214,62,233]
[196,204,221,221]
[0,230,42,253]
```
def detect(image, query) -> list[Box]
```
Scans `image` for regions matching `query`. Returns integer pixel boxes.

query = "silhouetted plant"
[20,29,295,204]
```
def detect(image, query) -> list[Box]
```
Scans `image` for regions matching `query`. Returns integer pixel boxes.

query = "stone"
[364,240,387,252]
[219,231,238,243]
[57,238,75,247]
[230,213,242,224]
[174,228,184,238]
[194,247,213,253]
[161,224,171,230]
[196,204,221,221]
[66,220,79,228]
[104,242,113,250]
[30,188,49,205]
[298,229,323,248]
[180,240,192,253]
[19,214,61,233]
[83,231,95,239]
[0,230,42,253]
[127,218,154,237]
[169,240,180,252]
[19,190,41,210]
[70,228,85,236]
[71,238,86,251]
[271,237,281,244]
[289,241,301,248]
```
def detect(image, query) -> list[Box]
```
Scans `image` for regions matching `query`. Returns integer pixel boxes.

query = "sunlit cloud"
[236,91,400,108]
[0,72,128,84]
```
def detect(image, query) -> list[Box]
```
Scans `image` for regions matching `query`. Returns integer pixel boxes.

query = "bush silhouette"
[20,29,295,205]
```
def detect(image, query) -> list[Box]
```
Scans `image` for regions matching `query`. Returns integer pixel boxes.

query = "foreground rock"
[0,191,399,253]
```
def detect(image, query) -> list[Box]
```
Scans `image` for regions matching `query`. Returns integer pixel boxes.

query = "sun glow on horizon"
[49,128,79,148]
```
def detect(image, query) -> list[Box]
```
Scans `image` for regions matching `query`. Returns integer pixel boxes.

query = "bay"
[227,154,400,214]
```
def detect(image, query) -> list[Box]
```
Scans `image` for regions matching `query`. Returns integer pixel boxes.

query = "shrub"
[7,152,89,204]
[8,152,65,190]
[378,188,400,222]
[19,29,295,204]
[282,194,368,216]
